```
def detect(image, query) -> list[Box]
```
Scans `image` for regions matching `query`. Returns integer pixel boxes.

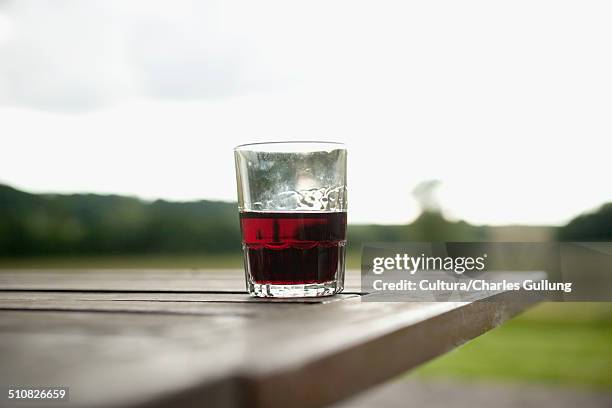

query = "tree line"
[0,184,609,256]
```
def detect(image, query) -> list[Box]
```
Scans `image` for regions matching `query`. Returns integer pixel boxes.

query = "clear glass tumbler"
[234,142,348,298]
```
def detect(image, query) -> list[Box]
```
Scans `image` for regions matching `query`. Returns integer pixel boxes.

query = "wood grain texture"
[0,269,363,293]
[0,269,544,408]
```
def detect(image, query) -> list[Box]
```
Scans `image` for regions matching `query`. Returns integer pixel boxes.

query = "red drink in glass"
[240,211,347,285]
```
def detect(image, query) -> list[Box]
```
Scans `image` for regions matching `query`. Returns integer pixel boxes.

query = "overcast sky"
[1,0,611,225]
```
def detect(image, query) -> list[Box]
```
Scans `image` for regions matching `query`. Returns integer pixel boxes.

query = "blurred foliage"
[0,184,488,257]
[0,184,241,256]
[558,203,612,241]
[1,183,610,257]
[347,211,488,253]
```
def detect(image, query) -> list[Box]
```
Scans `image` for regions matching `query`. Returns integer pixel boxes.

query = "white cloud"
[0,1,269,110]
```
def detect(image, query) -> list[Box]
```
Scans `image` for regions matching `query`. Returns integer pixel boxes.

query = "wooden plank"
[0,269,544,408]
[0,269,363,293]
[0,291,358,304]
[0,292,360,316]
[231,291,543,408]
[0,311,244,407]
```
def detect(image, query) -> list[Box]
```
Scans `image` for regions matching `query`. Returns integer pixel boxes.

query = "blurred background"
[1,0,611,401]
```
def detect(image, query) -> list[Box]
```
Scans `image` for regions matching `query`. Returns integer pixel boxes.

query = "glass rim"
[234,141,346,152]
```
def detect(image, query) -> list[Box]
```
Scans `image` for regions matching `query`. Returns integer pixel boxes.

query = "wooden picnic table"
[0,269,544,408]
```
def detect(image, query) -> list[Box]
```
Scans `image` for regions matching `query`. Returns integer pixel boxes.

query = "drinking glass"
[234,142,348,297]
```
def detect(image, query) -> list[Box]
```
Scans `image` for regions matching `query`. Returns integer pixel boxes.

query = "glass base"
[247,281,342,298]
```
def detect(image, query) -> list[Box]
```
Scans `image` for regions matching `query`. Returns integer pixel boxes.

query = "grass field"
[1,255,610,390]
[411,302,612,390]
